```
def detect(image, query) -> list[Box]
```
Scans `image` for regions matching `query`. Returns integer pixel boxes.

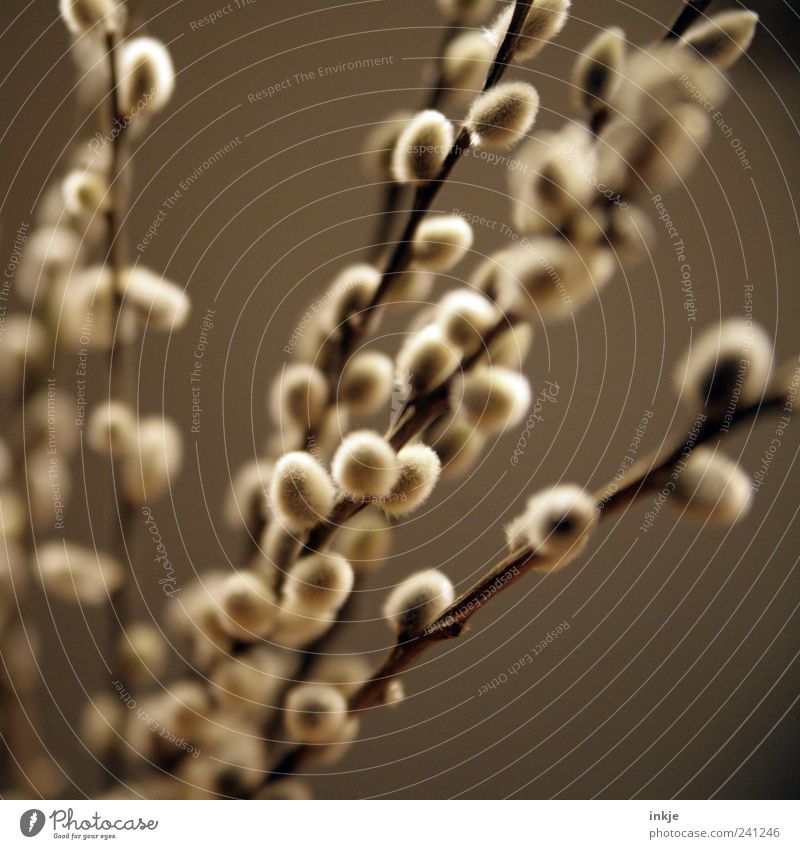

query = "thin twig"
[263,384,789,784]
[104,29,136,780]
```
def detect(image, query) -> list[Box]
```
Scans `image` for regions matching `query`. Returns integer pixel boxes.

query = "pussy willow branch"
[264,381,791,784]
[104,30,136,776]
[293,0,532,457]
[367,19,460,262]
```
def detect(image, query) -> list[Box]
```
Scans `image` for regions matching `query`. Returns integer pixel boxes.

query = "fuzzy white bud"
[438,289,500,353]
[118,37,175,117]
[123,267,190,331]
[383,569,455,635]
[327,264,381,328]
[494,238,603,320]
[674,448,753,524]
[283,552,354,613]
[87,400,136,458]
[488,1,571,61]
[37,542,124,605]
[675,319,772,415]
[17,226,82,306]
[442,31,494,96]
[210,646,295,715]
[682,10,758,70]
[272,363,329,430]
[0,316,48,393]
[392,110,454,184]
[217,571,278,640]
[424,413,486,478]
[572,27,626,114]
[118,622,167,684]
[397,324,460,394]
[466,82,540,150]
[62,170,108,218]
[332,430,399,498]
[271,599,337,649]
[59,0,124,34]
[411,215,473,271]
[311,655,371,697]
[270,451,336,531]
[364,111,413,180]
[436,0,495,23]
[339,352,393,414]
[81,694,123,756]
[122,417,182,504]
[506,485,598,567]
[283,683,348,744]
[488,322,533,369]
[454,366,531,432]
[378,443,441,517]
[337,510,392,570]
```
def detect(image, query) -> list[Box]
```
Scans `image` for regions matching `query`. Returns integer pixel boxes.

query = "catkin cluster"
[0,0,776,803]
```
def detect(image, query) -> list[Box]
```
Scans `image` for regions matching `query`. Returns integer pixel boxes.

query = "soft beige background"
[1,0,799,798]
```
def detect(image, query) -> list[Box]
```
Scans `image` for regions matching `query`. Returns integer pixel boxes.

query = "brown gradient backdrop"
[1,0,799,799]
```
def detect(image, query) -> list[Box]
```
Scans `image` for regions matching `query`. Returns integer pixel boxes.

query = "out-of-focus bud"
[571,27,626,114]
[673,447,753,523]
[411,215,473,272]
[122,417,182,504]
[682,10,758,70]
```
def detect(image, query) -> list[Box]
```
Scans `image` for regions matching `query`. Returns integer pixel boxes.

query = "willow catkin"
[436,0,495,23]
[271,363,329,430]
[81,694,123,756]
[271,599,337,649]
[332,430,399,498]
[363,111,413,181]
[122,417,183,504]
[488,322,533,369]
[216,571,278,640]
[378,443,441,517]
[0,316,48,393]
[117,622,168,684]
[383,569,455,635]
[424,413,486,478]
[86,400,136,457]
[411,215,473,271]
[454,366,531,432]
[210,645,295,715]
[36,542,124,605]
[224,459,273,529]
[466,82,540,151]
[571,27,626,114]
[282,552,354,613]
[269,451,336,531]
[123,267,190,331]
[505,485,598,566]
[493,238,602,320]
[62,169,108,218]
[392,110,454,184]
[337,509,393,569]
[338,351,393,414]
[17,226,82,306]
[437,289,500,352]
[118,37,175,117]
[59,0,124,34]
[442,31,495,97]
[283,683,348,744]
[673,447,753,523]
[311,655,371,697]
[327,263,381,328]
[675,319,772,415]
[682,10,759,70]
[397,324,460,393]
